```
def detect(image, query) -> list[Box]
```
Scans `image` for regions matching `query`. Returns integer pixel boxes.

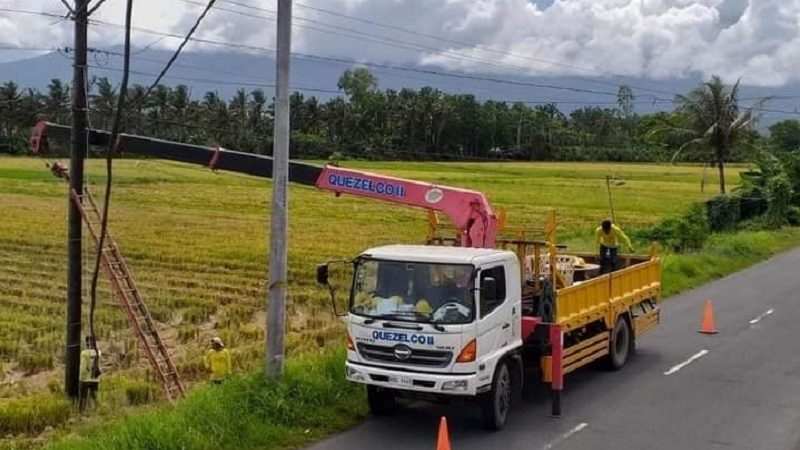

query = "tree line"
[1,69,799,172]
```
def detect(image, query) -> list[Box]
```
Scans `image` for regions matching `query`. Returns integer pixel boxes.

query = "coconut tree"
[669,76,760,194]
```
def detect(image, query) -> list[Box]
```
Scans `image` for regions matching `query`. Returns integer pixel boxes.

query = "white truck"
[318,236,661,430]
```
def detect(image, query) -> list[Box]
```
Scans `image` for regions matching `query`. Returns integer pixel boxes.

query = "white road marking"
[663,349,709,375]
[749,308,775,325]
[543,423,588,450]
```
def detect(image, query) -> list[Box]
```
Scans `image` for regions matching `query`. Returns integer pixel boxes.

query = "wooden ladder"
[69,185,185,402]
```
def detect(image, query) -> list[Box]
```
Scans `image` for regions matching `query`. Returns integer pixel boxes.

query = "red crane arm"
[30,121,498,247]
[316,166,497,248]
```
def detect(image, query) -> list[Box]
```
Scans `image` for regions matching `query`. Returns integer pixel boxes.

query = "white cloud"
[2,0,800,86]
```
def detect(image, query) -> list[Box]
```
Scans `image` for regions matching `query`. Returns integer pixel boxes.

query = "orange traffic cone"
[699,299,718,334]
[436,416,451,450]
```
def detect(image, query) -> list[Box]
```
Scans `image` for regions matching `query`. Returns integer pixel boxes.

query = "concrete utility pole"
[66,0,89,399]
[266,0,292,379]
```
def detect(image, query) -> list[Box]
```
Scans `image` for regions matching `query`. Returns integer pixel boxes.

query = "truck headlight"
[441,380,468,391]
[346,366,366,382]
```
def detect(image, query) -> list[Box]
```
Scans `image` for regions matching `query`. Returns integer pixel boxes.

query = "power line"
[188,0,673,100]
[87,0,110,16]
[0,8,65,20]
[87,63,341,94]
[82,46,654,104]
[286,0,682,97]
[0,5,794,107]
[87,19,628,98]
[137,0,218,104]
[81,15,800,109]
[178,0,619,96]
[0,46,56,52]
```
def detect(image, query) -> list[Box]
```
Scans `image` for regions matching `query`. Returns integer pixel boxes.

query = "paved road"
[310,247,800,450]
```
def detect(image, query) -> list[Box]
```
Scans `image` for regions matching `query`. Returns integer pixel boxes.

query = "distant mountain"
[2,48,798,127]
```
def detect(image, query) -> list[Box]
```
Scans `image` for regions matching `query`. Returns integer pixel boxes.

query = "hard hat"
[211,337,224,347]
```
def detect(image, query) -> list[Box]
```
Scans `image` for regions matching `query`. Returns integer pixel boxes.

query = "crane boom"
[30,121,497,247]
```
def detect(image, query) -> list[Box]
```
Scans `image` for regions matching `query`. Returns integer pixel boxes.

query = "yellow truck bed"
[541,255,661,381]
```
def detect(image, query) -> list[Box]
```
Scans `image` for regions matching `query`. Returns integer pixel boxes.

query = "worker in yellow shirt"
[595,219,634,274]
[203,337,232,384]
[79,335,101,411]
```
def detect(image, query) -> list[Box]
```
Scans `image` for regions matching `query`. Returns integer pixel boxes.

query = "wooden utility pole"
[66,0,89,399]
[266,0,292,379]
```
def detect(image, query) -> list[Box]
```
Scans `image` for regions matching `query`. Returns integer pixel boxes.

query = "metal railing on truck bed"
[556,256,660,332]
[542,255,661,382]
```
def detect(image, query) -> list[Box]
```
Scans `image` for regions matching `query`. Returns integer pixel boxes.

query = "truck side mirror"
[317,261,348,318]
[316,263,329,285]
[482,277,497,303]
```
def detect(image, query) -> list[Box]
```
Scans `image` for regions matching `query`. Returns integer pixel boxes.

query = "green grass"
[43,349,366,450]
[660,228,800,296]
[0,394,72,436]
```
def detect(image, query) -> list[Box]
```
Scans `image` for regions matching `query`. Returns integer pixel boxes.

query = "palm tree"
[45,79,70,123]
[669,75,759,194]
[0,81,21,141]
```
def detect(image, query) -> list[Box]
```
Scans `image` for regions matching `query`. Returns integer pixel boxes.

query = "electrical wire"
[134,0,217,108]
[0,8,66,20]
[213,0,679,98]
[88,0,134,373]
[0,46,56,52]
[87,0,110,16]
[58,0,75,16]
[289,0,681,96]
[86,18,631,98]
[1,6,797,109]
[79,47,681,105]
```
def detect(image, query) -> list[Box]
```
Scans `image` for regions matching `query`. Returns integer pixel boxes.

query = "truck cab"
[329,245,524,429]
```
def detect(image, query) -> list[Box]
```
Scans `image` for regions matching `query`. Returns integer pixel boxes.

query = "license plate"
[388,376,412,386]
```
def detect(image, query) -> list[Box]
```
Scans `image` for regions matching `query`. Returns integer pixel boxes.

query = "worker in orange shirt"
[203,337,232,385]
[595,219,634,274]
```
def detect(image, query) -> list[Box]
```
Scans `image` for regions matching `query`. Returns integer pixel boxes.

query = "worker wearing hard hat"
[595,219,634,274]
[204,337,232,384]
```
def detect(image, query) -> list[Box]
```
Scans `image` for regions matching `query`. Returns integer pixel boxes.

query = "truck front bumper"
[345,361,483,396]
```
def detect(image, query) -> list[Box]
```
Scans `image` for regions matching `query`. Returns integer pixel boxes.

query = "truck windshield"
[350,259,475,325]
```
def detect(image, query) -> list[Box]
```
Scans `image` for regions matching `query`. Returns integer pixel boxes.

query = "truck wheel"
[605,316,631,371]
[481,361,512,431]
[367,386,397,415]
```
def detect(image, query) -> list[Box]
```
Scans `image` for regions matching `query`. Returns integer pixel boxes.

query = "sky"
[1,0,800,87]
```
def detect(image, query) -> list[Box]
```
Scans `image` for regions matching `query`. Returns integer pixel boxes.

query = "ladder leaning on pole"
[50,162,185,402]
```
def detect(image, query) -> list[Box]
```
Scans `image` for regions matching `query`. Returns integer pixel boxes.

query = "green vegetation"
[0,394,72,436]
[0,73,765,165]
[45,349,366,450]
[661,228,800,296]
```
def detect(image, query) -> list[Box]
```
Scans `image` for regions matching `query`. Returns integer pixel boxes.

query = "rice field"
[0,157,735,396]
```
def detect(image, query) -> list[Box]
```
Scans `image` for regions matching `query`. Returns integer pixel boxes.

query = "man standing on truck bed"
[596,219,634,274]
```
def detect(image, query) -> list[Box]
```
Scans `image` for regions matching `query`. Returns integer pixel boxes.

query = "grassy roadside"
[38,349,366,450]
[660,227,800,296]
[20,227,800,450]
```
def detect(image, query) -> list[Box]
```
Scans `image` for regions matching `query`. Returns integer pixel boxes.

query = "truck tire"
[367,386,398,415]
[605,316,631,371]
[481,361,512,431]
